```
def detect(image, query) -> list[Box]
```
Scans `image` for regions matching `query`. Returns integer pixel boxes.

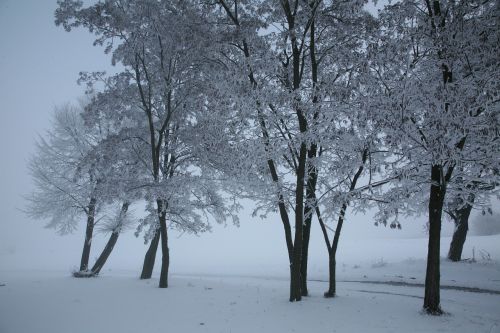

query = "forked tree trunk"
[447,202,473,262]
[90,203,129,275]
[79,197,97,272]
[140,231,160,279]
[323,150,366,297]
[423,165,445,315]
[324,202,347,298]
[158,200,170,288]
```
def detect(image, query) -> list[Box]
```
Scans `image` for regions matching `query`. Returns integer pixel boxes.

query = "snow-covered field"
[1,234,499,333]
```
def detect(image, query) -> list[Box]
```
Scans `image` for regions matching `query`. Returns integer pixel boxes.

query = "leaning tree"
[27,103,106,274]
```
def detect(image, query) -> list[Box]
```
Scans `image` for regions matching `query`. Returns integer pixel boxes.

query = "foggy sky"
[0,0,116,269]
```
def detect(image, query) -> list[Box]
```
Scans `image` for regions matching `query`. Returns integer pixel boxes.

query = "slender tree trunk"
[289,141,307,302]
[300,214,311,296]
[158,200,170,288]
[265,158,294,264]
[79,197,97,272]
[301,9,320,298]
[323,151,366,297]
[448,202,473,262]
[325,250,336,297]
[91,232,119,275]
[140,231,160,279]
[424,165,445,315]
[289,233,303,302]
[90,203,129,275]
[324,203,347,297]
[300,168,318,297]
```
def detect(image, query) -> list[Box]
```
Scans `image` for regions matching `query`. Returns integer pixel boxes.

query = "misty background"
[0,0,496,277]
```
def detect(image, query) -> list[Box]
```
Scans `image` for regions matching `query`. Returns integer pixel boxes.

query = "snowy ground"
[0,271,499,333]
[1,235,499,333]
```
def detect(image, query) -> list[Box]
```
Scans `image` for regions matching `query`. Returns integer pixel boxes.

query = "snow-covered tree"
[56,0,238,288]
[27,103,104,273]
[52,0,499,309]
[445,168,497,262]
[205,0,380,300]
[368,0,500,314]
[27,98,145,276]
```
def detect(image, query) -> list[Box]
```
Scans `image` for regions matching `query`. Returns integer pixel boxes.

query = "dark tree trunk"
[324,251,336,298]
[289,234,303,302]
[265,157,294,264]
[301,172,319,297]
[300,215,311,296]
[90,203,129,275]
[323,150,366,298]
[301,9,320,298]
[300,168,317,297]
[301,157,321,296]
[79,197,96,272]
[424,165,445,315]
[289,141,307,302]
[158,200,170,288]
[324,203,347,298]
[140,230,160,279]
[300,138,319,296]
[447,201,473,262]
[91,232,119,275]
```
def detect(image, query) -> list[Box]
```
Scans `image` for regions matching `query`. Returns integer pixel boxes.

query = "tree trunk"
[322,152,366,298]
[324,250,336,298]
[324,202,347,297]
[90,203,129,275]
[447,202,473,262]
[91,232,119,275]
[79,197,96,272]
[158,200,170,288]
[423,165,445,315]
[140,230,160,279]
[289,236,303,302]
[289,141,307,302]
[301,12,320,298]
[300,215,311,297]
[301,141,319,297]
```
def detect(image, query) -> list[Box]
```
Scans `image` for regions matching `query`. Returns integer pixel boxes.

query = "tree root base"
[72,270,97,278]
[422,306,444,316]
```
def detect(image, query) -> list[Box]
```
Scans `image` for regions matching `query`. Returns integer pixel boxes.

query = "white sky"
[0,0,480,276]
[0,0,118,269]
